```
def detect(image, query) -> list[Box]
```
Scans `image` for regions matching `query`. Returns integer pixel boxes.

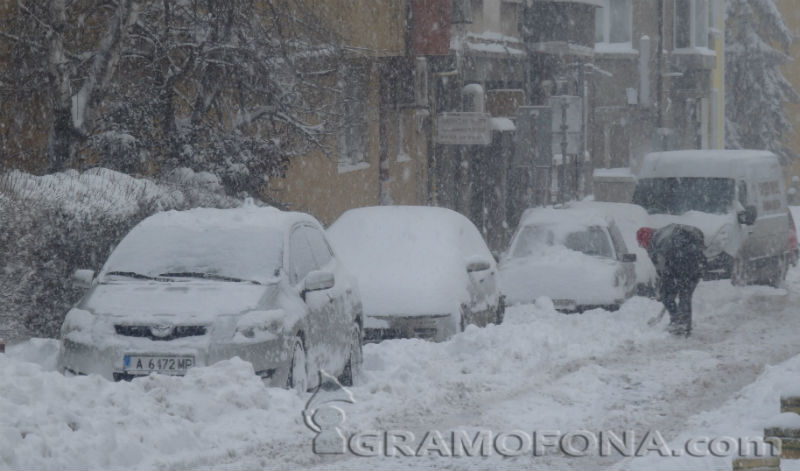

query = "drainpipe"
[657,0,664,129]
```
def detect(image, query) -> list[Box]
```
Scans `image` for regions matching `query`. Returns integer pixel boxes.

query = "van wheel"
[765,255,788,288]
[338,324,362,387]
[286,337,308,393]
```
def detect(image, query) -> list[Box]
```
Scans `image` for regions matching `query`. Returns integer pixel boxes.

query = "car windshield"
[101,226,284,284]
[512,224,613,259]
[632,177,735,215]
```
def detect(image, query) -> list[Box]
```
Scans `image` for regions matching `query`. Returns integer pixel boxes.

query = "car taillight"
[788,212,798,250]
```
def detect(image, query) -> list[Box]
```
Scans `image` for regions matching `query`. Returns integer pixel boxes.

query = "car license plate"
[553,299,577,310]
[123,355,194,375]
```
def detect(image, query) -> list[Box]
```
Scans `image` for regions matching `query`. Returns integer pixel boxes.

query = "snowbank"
[0,352,306,470]
[4,271,800,470]
[616,351,800,470]
[0,296,668,470]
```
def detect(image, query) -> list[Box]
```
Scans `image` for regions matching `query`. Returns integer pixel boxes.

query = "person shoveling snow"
[637,224,706,336]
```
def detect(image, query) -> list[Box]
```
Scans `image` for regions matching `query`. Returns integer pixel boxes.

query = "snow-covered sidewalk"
[2,270,800,470]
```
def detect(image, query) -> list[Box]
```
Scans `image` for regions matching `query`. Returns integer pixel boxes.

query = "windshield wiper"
[105,271,167,281]
[158,272,261,285]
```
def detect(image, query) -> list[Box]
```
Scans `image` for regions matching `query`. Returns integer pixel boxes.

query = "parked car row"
[57,200,638,390]
[56,149,796,390]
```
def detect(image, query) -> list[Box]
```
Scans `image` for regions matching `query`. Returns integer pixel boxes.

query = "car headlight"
[233,309,285,341]
[60,308,95,337]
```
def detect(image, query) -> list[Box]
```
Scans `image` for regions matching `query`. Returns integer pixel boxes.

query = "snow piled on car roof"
[328,206,492,317]
[518,207,610,234]
[96,206,312,283]
[132,204,315,231]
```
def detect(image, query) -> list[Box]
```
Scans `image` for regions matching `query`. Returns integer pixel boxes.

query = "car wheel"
[287,337,308,393]
[732,256,747,286]
[338,324,363,387]
[495,297,505,325]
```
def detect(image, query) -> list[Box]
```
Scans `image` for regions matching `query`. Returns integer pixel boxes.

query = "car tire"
[287,337,308,393]
[459,306,469,332]
[495,297,505,325]
[338,324,363,387]
[732,256,748,286]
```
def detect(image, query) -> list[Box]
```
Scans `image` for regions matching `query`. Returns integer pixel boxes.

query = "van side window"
[738,181,748,207]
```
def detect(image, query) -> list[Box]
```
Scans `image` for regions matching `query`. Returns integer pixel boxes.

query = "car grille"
[114,324,207,341]
[364,327,438,342]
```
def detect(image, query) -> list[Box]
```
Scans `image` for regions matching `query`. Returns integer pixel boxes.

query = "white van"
[632,150,792,286]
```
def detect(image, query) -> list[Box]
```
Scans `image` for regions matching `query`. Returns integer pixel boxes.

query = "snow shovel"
[647,306,667,327]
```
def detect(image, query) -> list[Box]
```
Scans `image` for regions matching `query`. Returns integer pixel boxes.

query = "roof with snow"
[639,150,780,179]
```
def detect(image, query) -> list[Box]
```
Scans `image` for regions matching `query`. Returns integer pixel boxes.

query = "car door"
[288,225,328,380]
[608,222,636,294]
[303,225,351,374]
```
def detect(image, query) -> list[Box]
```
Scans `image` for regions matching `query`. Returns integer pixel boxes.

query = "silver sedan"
[57,206,363,391]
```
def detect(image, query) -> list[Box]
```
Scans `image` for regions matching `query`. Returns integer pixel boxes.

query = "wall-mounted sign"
[435,112,492,145]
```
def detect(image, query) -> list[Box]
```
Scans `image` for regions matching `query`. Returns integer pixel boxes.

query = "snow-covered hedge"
[0,168,240,338]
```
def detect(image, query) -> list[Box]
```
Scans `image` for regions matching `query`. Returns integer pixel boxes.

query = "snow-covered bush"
[0,168,240,338]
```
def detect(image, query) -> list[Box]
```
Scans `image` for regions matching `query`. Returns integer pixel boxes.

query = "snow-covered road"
[3,270,800,470]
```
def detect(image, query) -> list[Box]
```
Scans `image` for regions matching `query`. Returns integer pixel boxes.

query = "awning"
[491,117,516,132]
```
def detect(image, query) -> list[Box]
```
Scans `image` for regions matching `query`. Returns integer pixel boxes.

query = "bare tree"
[1,0,346,195]
[1,0,138,170]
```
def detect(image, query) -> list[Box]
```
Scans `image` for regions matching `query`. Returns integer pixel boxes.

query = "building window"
[338,65,368,171]
[674,0,708,49]
[594,0,632,49]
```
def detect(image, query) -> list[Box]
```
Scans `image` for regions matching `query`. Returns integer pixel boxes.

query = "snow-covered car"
[327,206,504,342]
[57,206,363,391]
[571,201,658,296]
[499,208,637,312]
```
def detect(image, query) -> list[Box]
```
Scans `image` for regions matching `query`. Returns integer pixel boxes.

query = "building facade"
[776,0,800,185]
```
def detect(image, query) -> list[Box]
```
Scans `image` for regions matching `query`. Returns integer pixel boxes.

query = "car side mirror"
[72,269,95,289]
[466,258,492,273]
[622,253,637,263]
[738,205,757,225]
[303,270,335,294]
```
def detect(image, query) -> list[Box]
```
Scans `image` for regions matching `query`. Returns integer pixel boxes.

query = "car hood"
[499,252,623,306]
[645,211,735,246]
[80,281,276,323]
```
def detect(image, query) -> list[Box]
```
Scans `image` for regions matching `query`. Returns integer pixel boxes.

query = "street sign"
[549,95,583,156]
[435,112,492,145]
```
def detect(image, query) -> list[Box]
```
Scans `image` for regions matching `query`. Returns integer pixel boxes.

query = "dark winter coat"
[647,224,706,284]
